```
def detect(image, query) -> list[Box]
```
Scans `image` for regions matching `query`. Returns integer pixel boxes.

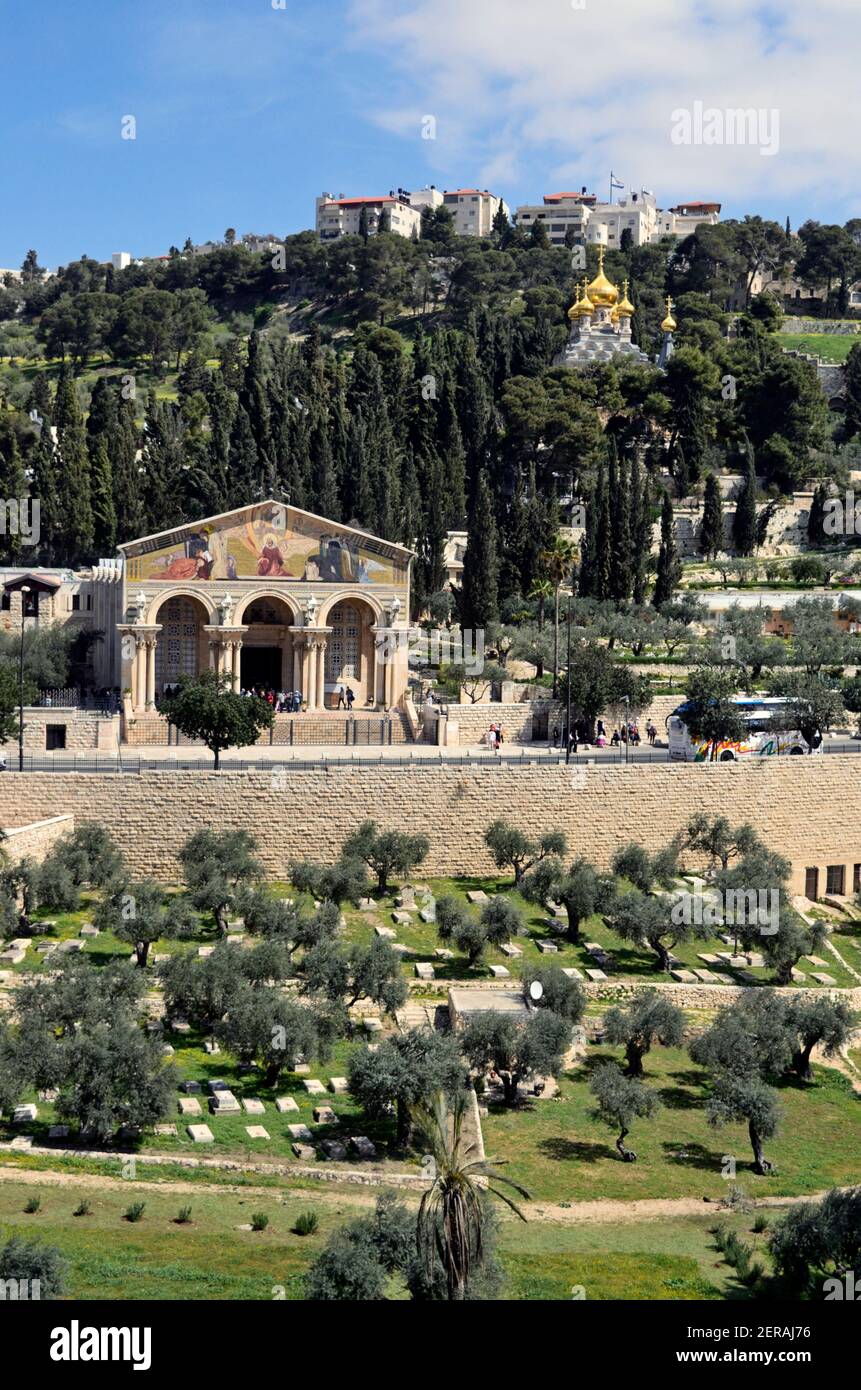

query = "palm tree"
[540,537,578,697]
[528,577,553,631]
[414,1092,530,1301]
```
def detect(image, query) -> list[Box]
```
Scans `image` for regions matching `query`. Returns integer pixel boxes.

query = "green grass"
[482,1047,861,1204]
[779,333,860,363]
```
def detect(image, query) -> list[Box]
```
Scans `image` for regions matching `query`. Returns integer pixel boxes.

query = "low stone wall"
[1,814,74,864]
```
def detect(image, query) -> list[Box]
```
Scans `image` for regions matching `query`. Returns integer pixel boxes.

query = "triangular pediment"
[120,501,412,586]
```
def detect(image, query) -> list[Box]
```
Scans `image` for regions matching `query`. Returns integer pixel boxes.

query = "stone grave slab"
[671,969,699,983]
[358,898,378,912]
[154,1124,177,1137]
[79,925,100,938]
[363,1017,383,1033]
[420,906,436,924]
[321,1140,347,1161]
[805,955,828,967]
[434,948,455,962]
[245,1125,270,1140]
[693,970,722,984]
[9,1136,33,1150]
[415,962,435,981]
[697,954,722,965]
[288,1122,313,1141]
[536,940,558,954]
[375,925,396,939]
[391,911,412,926]
[203,1040,221,1055]
[242,1098,265,1115]
[180,1080,201,1093]
[350,1135,377,1159]
[187,1124,214,1143]
[313,1106,337,1124]
[292,1143,316,1160]
[489,965,510,979]
[585,968,608,982]
[197,947,215,958]
[303,1079,326,1095]
[206,1079,229,1093]
[0,949,25,965]
[562,967,584,980]
[810,972,838,986]
[466,890,489,904]
[13,1104,37,1123]
[209,1091,241,1114]
[275,1096,300,1113]
[178,1097,202,1116]
[328,1077,349,1094]
[48,1125,69,1139]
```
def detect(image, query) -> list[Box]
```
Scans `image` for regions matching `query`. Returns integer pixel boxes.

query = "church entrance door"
[241,646,281,693]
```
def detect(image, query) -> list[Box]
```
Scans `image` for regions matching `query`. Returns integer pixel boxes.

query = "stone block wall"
[0,710,119,754]
[0,757,857,897]
[1,814,74,864]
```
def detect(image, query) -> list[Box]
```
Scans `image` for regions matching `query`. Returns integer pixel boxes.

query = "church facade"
[2,502,414,721]
[116,502,413,713]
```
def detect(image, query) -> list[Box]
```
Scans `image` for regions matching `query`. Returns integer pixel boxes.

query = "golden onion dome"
[586,246,619,307]
[616,279,634,318]
[661,295,677,332]
[610,306,620,324]
[567,280,584,319]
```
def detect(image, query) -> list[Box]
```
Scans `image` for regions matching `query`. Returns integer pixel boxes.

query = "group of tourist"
[551,718,659,751]
[240,687,303,712]
[485,723,505,751]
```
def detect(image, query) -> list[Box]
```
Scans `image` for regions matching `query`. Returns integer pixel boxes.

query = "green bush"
[176,1206,193,1225]
[24,1196,41,1214]
[124,1202,146,1223]
[753,1213,769,1234]
[251,1212,269,1232]
[73,1200,92,1217]
[293,1210,319,1236]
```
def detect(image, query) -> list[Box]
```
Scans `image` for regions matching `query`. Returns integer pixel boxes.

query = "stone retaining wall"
[0,756,858,897]
[1,814,74,864]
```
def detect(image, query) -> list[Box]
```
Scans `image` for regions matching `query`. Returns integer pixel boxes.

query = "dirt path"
[1,1163,854,1229]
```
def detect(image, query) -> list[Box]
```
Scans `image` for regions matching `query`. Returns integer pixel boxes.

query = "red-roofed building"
[315,190,422,241]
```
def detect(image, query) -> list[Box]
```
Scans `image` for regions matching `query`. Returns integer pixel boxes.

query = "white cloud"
[346,0,861,215]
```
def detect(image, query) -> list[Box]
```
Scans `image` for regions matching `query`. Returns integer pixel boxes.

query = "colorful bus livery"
[667,698,823,762]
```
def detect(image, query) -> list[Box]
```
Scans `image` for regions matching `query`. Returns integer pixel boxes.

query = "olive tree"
[589,1061,659,1162]
[604,990,686,1077]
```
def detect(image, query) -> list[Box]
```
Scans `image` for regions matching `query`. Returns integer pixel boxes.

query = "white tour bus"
[667,697,823,762]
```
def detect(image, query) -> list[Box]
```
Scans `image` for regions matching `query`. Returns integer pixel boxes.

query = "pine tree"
[699,473,725,559]
[460,470,499,630]
[90,437,117,555]
[652,492,680,609]
[732,450,758,556]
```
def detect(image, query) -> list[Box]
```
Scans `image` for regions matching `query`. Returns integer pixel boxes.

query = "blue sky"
[1,0,858,269]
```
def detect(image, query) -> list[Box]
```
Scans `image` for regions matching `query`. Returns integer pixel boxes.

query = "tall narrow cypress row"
[653,492,680,609]
[460,470,499,630]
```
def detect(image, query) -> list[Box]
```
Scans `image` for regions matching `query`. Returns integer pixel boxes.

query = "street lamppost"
[18,585,30,773]
[622,694,630,766]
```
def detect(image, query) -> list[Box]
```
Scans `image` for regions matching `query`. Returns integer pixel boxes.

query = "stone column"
[134,637,147,713]
[232,640,242,689]
[305,638,317,710]
[208,640,218,672]
[317,640,327,711]
[145,638,157,710]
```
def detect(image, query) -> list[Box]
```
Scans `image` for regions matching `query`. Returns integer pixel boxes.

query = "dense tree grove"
[0,214,851,621]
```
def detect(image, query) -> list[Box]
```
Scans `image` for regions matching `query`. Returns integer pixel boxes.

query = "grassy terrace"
[0,1172,779,1300]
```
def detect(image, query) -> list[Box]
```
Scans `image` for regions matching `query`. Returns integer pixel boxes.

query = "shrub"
[124,1202,146,1223]
[73,1200,92,1217]
[293,1210,319,1236]
[251,1211,269,1232]
[176,1206,193,1225]
[24,1196,41,1214]
[753,1213,769,1234]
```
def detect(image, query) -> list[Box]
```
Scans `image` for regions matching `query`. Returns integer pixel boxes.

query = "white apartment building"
[439,188,510,238]
[316,191,423,241]
[111,252,132,271]
[314,185,509,241]
[514,190,720,247]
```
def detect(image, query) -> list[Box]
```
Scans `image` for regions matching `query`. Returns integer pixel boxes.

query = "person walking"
[335,681,346,710]
[346,686,355,711]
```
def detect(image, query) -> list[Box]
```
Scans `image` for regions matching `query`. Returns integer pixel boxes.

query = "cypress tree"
[699,473,725,558]
[732,450,758,556]
[610,449,633,604]
[594,460,612,601]
[112,394,144,542]
[460,470,499,630]
[54,365,94,562]
[807,482,828,547]
[90,436,117,555]
[0,436,27,563]
[632,468,652,606]
[652,492,680,609]
[29,427,62,564]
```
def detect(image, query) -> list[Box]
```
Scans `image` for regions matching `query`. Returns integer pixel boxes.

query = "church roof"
[118,500,415,563]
